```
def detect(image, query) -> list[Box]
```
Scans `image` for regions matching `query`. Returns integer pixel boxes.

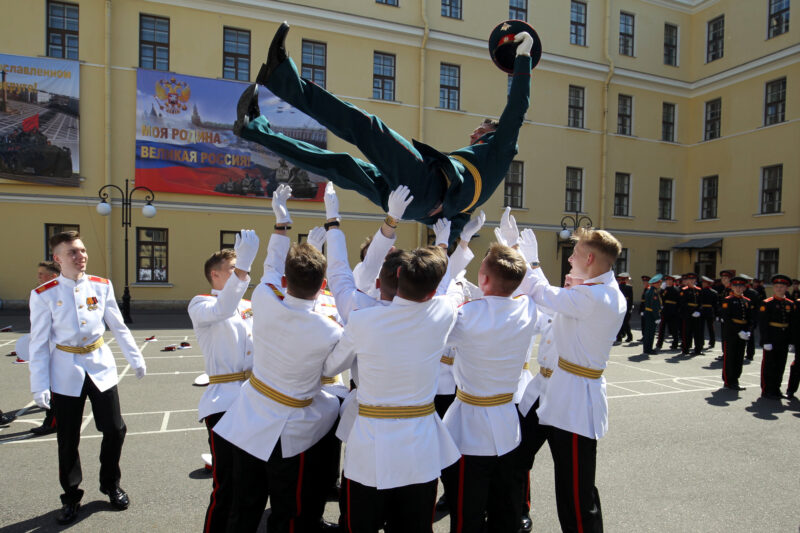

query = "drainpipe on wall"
[416,0,429,249]
[104,0,113,279]
[600,0,614,229]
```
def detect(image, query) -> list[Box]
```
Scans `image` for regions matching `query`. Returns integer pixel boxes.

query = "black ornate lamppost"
[96,179,157,323]
[557,209,593,254]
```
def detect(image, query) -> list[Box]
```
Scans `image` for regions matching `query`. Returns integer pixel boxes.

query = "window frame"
[760,164,783,214]
[301,40,327,89]
[504,161,525,209]
[757,248,779,282]
[44,223,80,261]
[704,98,721,141]
[764,77,786,126]
[614,172,631,217]
[222,27,251,82]
[139,13,170,71]
[655,250,671,275]
[664,23,678,66]
[700,175,718,220]
[376,0,399,5]
[372,51,396,101]
[658,177,674,221]
[439,63,461,111]
[136,227,169,283]
[568,85,585,129]
[570,1,587,46]
[565,167,584,213]
[219,230,238,251]
[509,0,527,21]
[441,0,462,19]
[615,248,629,275]
[617,94,633,136]
[47,0,79,60]
[768,0,790,38]
[619,11,635,56]
[706,15,724,63]
[662,102,676,142]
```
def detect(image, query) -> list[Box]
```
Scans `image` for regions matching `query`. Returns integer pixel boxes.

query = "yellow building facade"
[0,0,797,308]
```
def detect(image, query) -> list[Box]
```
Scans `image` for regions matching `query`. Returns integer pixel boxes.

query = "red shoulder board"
[583,282,603,286]
[198,293,216,297]
[265,283,285,300]
[35,279,59,294]
[321,289,333,297]
[88,276,109,284]
[763,297,774,303]
[458,298,483,308]
[242,299,251,303]
[742,296,751,301]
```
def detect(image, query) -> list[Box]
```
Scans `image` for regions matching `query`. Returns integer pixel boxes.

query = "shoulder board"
[742,296,750,301]
[88,275,109,284]
[35,279,59,294]
[242,299,251,303]
[763,297,774,303]
[198,293,216,297]
[265,282,285,300]
[321,289,333,297]
[583,282,602,286]
[458,298,483,308]
[786,297,794,303]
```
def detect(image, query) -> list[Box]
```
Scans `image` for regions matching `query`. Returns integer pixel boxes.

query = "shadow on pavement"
[701,358,723,370]
[188,467,213,480]
[664,353,690,364]
[0,500,115,533]
[704,387,742,407]
[627,353,650,362]
[744,396,793,420]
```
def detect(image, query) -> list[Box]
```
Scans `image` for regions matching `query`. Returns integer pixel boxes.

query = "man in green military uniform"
[234,22,536,242]
[642,274,663,355]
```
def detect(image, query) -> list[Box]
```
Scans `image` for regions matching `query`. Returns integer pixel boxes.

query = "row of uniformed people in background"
[637,271,799,400]
[190,182,626,533]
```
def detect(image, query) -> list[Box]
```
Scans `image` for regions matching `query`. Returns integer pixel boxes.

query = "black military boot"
[256,22,290,85]
[232,84,261,137]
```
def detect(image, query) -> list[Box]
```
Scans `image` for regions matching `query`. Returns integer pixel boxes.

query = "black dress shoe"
[318,519,341,531]
[0,412,15,425]
[625,336,633,343]
[57,502,80,524]
[100,486,130,510]
[30,422,57,435]
[519,513,533,532]
[233,84,261,136]
[256,22,290,85]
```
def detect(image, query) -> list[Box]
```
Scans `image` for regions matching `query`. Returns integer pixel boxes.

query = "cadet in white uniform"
[29,231,146,525]
[516,228,625,533]
[213,185,342,533]
[189,230,259,533]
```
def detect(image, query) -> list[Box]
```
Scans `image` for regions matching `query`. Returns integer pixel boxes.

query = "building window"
[140,14,169,71]
[570,1,587,46]
[373,52,396,101]
[656,250,670,275]
[509,0,527,20]
[136,227,168,282]
[662,102,676,142]
[704,98,721,140]
[761,164,782,214]
[768,0,790,38]
[504,161,524,209]
[223,27,250,81]
[442,0,462,18]
[701,175,718,220]
[614,173,630,216]
[658,178,674,220]
[706,15,724,62]
[47,1,79,60]
[615,248,629,274]
[757,249,780,282]
[568,85,585,128]
[664,23,678,66]
[617,94,632,135]
[376,0,398,5]
[301,40,327,89]
[565,167,583,212]
[764,77,786,126]
[220,231,238,250]
[619,12,635,56]
[45,223,80,260]
[439,63,460,110]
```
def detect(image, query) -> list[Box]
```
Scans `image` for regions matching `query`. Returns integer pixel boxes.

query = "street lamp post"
[557,209,593,253]
[96,179,157,323]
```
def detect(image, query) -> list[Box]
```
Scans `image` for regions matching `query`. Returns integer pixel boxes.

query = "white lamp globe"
[96,201,112,216]
[559,228,572,240]
[142,203,157,218]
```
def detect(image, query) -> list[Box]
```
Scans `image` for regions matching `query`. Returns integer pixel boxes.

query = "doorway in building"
[560,246,573,287]
[694,250,717,279]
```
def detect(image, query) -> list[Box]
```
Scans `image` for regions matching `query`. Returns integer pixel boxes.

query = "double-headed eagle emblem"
[154,77,191,114]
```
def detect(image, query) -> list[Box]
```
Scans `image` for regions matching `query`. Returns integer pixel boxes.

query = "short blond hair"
[483,243,527,295]
[573,228,621,266]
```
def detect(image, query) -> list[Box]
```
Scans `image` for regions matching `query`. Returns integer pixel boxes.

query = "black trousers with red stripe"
[681,316,704,354]
[203,412,236,533]
[760,342,789,396]
[339,476,438,533]
[722,331,746,388]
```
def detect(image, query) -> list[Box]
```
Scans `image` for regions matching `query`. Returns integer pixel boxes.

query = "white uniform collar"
[210,288,221,296]
[583,270,615,286]
[58,273,86,288]
[283,292,316,311]
[392,296,422,307]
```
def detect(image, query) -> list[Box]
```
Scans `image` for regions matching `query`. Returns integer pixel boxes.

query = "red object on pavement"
[145,336,156,341]
[161,345,177,352]
[0,326,12,332]
[180,341,191,348]
[22,114,39,132]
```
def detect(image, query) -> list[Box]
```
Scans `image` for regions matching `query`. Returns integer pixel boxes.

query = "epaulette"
[321,289,333,297]
[742,296,751,301]
[763,297,774,303]
[35,279,59,294]
[88,275,109,284]
[265,283,285,300]
[198,294,216,297]
[242,299,251,303]
[583,282,603,286]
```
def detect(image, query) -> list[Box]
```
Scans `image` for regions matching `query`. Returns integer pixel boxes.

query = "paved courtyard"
[0,311,797,532]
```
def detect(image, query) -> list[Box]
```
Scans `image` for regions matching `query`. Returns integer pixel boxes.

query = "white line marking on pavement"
[3,426,206,445]
[80,414,94,433]
[607,383,643,395]
[140,371,205,376]
[608,360,679,378]
[160,412,171,432]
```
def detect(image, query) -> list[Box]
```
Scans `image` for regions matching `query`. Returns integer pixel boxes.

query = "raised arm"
[261,184,292,287]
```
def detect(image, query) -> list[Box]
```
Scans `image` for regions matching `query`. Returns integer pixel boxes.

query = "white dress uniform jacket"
[188,274,254,421]
[323,296,461,490]
[352,227,395,299]
[444,295,540,456]
[29,274,145,397]
[521,269,625,439]
[517,310,555,412]
[213,234,342,460]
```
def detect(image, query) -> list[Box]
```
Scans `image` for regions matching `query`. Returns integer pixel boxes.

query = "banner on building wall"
[135,69,328,201]
[0,53,80,186]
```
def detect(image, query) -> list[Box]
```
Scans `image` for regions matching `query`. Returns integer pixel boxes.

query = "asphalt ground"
[0,310,798,533]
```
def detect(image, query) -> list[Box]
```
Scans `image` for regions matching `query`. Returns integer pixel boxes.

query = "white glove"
[272,184,293,224]
[655,319,661,325]
[494,227,508,246]
[514,32,533,57]
[763,344,773,351]
[691,311,701,318]
[387,185,414,220]
[33,390,51,410]
[233,229,260,272]
[737,330,749,340]
[499,206,519,247]
[460,210,485,243]
[135,366,146,379]
[324,182,339,220]
[432,218,451,247]
[307,226,327,251]
[789,345,795,353]
[518,228,539,264]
